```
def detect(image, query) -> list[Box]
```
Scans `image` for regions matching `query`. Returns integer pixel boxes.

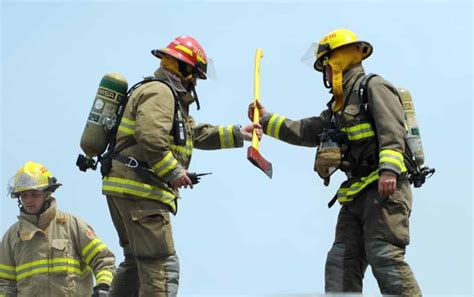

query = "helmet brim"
[313,40,373,72]
[151,49,208,80]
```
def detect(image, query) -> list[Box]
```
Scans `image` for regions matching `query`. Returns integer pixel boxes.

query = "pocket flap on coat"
[344,104,360,116]
[130,209,169,223]
[51,239,68,251]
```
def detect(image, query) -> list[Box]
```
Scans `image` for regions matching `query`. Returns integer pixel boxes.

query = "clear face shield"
[301,42,332,88]
[300,42,319,68]
[202,58,217,81]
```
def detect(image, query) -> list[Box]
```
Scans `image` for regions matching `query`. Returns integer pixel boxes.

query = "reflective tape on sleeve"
[266,114,286,139]
[379,149,407,172]
[95,269,113,284]
[81,239,107,265]
[118,117,136,135]
[218,125,235,148]
[151,152,179,178]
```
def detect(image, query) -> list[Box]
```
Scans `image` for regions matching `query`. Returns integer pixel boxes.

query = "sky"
[1,0,473,296]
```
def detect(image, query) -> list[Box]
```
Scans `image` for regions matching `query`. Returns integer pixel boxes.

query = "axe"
[247,48,273,178]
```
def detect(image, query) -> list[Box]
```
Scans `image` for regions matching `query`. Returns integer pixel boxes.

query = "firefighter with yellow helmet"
[0,161,115,297]
[100,36,262,297]
[249,29,421,295]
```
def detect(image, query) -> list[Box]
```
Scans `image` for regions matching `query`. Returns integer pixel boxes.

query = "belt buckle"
[125,156,139,168]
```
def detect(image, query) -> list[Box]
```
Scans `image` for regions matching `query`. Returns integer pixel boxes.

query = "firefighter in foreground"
[0,161,115,297]
[249,29,421,295]
[101,36,261,297]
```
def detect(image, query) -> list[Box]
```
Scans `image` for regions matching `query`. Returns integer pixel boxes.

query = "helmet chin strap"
[323,66,331,89]
[189,83,200,110]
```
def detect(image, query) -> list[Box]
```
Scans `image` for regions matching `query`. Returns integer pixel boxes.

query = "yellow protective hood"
[328,45,363,112]
[160,55,193,82]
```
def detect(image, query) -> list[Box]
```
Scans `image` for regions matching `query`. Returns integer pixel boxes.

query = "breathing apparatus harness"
[98,77,187,177]
[358,74,435,188]
[315,73,364,185]
[321,73,435,208]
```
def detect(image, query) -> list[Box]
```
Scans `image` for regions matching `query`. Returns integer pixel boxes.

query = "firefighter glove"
[314,147,341,178]
[91,284,110,297]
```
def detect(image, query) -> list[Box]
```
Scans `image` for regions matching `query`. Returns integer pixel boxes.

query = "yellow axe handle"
[252,48,264,149]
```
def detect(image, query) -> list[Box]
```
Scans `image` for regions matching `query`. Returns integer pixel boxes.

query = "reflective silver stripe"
[218,125,235,148]
[266,114,286,139]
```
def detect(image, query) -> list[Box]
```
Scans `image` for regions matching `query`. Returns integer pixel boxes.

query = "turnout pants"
[106,196,179,297]
[325,178,421,296]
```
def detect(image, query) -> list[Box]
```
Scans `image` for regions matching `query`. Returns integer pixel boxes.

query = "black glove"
[92,284,110,297]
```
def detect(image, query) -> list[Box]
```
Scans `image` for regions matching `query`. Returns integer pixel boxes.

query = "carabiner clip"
[125,156,139,168]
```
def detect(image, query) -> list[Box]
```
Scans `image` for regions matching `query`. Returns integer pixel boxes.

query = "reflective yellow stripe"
[168,136,193,155]
[151,152,179,177]
[266,114,286,139]
[17,266,82,281]
[175,44,193,56]
[341,123,375,141]
[379,149,407,172]
[121,117,135,125]
[170,144,193,155]
[0,264,15,271]
[118,117,136,135]
[16,258,79,271]
[85,243,106,264]
[96,270,113,284]
[227,126,235,147]
[0,272,16,280]
[102,176,176,211]
[82,239,101,257]
[196,55,206,64]
[15,258,81,281]
[82,239,107,265]
[337,169,380,203]
[118,126,134,135]
[218,125,235,148]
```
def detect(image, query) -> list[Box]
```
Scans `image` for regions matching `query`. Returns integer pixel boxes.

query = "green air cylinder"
[80,73,128,159]
[398,88,425,167]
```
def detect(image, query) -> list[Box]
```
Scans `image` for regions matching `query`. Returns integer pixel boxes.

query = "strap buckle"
[124,156,139,168]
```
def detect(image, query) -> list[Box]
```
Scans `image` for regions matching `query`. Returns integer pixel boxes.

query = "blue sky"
[1,1,472,296]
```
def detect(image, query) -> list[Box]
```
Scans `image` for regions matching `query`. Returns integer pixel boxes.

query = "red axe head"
[247,146,273,178]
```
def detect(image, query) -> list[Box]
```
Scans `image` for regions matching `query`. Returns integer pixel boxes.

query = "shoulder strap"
[358,73,378,105]
[358,74,420,177]
[101,78,178,160]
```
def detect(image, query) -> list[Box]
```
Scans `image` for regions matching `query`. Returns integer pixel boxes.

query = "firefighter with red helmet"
[102,36,262,296]
[0,161,115,297]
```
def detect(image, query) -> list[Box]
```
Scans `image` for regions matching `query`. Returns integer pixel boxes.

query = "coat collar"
[18,198,58,240]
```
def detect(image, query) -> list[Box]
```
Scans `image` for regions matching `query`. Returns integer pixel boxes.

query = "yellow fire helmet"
[313,29,373,72]
[8,161,62,198]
